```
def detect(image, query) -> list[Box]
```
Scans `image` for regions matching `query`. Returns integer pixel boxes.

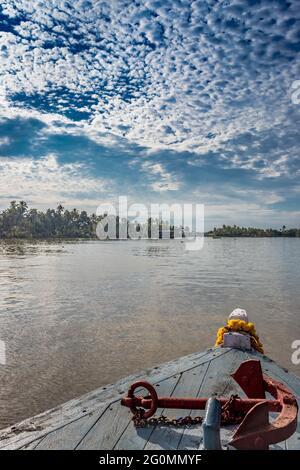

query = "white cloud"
[0,0,299,188]
[140,161,181,191]
[0,154,108,208]
[0,1,299,153]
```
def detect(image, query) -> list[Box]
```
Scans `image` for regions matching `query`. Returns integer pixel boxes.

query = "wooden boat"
[0,310,298,450]
[0,343,299,450]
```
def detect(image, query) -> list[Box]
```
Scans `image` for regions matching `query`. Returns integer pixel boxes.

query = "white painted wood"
[35,409,105,450]
[1,346,298,450]
[143,362,210,450]
[114,374,182,450]
[223,332,251,350]
[75,399,132,450]
[76,376,180,450]
[75,349,227,450]
[178,349,248,450]
[21,437,45,450]
[0,347,223,450]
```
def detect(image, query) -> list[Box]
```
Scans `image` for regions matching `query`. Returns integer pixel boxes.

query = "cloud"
[1,1,299,157]
[0,154,108,208]
[0,1,299,225]
[0,111,299,226]
[140,161,181,191]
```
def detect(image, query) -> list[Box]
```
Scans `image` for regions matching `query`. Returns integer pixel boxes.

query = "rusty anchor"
[121,359,298,450]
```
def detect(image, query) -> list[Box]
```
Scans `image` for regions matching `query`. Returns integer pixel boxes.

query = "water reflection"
[0,240,68,257]
[132,242,177,257]
[0,238,299,428]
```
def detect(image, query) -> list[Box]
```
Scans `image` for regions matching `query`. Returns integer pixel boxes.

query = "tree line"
[206,224,300,238]
[0,201,182,239]
[0,201,299,239]
[0,201,98,239]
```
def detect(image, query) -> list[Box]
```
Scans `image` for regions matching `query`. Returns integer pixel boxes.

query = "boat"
[0,309,299,450]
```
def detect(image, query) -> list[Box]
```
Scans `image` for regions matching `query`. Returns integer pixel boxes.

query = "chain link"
[132,394,244,428]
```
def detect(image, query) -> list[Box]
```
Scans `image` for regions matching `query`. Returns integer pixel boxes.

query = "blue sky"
[0,0,300,228]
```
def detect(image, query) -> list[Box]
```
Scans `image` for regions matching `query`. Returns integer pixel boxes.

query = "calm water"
[0,238,299,428]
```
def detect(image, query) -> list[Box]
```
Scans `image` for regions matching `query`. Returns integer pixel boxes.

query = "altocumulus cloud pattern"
[0,0,300,226]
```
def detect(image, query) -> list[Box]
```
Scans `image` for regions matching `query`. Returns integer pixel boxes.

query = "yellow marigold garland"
[215,319,264,353]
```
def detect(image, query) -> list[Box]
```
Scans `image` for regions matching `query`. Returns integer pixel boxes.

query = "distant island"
[0,201,299,239]
[206,225,300,238]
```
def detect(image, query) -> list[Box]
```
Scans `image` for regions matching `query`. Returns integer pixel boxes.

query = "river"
[0,238,299,428]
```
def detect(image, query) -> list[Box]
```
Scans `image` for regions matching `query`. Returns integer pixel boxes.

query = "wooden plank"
[76,375,180,450]
[114,374,182,450]
[0,347,226,450]
[21,437,45,450]
[178,348,248,450]
[199,349,248,450]
[114,349,230,451]
[35,409,105,450]
[74,400,131,450]
[116,362,209,450]
[286,406,300,450]
[75,350,227,451]
[143,362,210,450]
[5,346,296,451]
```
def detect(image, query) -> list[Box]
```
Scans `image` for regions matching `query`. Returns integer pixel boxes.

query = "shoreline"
[0,235,300,242]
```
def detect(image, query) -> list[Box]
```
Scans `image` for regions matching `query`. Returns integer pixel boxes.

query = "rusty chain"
[132,394,244,428]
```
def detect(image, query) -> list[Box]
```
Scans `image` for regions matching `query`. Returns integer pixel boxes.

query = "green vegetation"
[0,201,99,239]
[206,224,300,238]
[0,201,181,239]
[0,201,299,239]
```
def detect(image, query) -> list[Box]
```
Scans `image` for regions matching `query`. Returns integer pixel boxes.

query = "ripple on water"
[0,238,299,428]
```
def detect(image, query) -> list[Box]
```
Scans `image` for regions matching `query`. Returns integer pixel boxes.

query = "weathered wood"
[75,349,227,450]
[114,348,229,450]
[35,409,105,450]
[143,362,210,450]
[178,348,247,450]
[76,375,180,450]
[0,347,223,450]
[114,374,182,450]
[1,347,299,450]
[75,400,132,450]
[21,437,45,450]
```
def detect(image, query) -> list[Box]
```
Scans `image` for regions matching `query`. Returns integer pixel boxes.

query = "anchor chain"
[132,394,244,428]
[122,360,299,449]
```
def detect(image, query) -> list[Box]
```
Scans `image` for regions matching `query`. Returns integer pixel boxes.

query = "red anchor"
[121,359,298,449]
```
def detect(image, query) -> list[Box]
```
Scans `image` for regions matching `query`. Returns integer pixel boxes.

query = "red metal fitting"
[121,359,298,450]
[229,360,298,449]
[127,381,158,420]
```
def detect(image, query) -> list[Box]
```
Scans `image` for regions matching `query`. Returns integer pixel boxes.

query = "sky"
[0,0,300,229]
